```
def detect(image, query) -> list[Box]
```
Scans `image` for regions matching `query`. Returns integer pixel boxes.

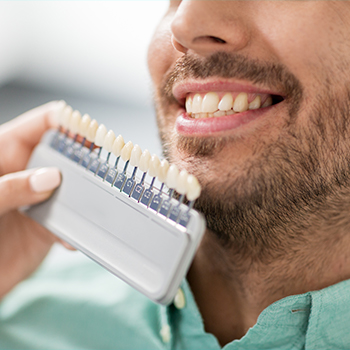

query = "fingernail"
[29,167,61,193]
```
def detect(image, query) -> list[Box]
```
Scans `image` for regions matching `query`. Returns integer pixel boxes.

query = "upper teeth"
[185,92,272,118]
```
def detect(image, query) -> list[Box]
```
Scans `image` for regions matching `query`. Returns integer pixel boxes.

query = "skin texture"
[0,102,69,299]
[148,1,350,345]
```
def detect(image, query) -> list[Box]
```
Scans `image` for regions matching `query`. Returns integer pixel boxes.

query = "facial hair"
[155,52,350,262]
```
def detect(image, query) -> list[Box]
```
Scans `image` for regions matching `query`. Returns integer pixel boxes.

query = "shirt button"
[160,324,171,343]
[174,287,186,309]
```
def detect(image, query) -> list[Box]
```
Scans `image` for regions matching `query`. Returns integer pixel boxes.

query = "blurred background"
[0,1,169,265]
[0,1,169,154]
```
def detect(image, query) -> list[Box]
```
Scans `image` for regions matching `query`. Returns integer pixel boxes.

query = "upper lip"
[172,79,285,107]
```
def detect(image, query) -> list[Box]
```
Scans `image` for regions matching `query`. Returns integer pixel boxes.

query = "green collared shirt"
[1,250,350,349]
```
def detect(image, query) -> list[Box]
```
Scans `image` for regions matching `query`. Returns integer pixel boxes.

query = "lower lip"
[175,107,272,136]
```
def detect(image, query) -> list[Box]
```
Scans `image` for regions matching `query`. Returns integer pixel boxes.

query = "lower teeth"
[191,110,236,119]
[190,103,272,119]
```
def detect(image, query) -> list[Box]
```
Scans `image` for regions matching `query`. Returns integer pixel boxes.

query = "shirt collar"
[163,278,350,349]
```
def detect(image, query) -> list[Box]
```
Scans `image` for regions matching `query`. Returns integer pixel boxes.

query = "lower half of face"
[149,5,350,260]
[158,83,350,260]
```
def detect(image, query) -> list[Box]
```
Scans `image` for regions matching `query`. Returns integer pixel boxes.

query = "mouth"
[172,81,285,135]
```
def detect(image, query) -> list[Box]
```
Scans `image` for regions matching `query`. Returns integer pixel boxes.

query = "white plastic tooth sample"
[185,97,192,114]
[158,159,169,183]
[121,141,134,162]
[103,130,116,152]
[130,144,142,167]
[218,93,233,111]
[233,92,249,113]
[148,154,161,178]
[112,135,125,157]
[176,169,188,195]
[248,95,262,110]
[192,94,202,114]
[95,124,108,147]
[166,164,179,189]
[61,105,73,129]
[262,96,273,108]
[139,150,151,173]
[69,110,81,135]
[80,114,91,138]
[186,175,201,201]
[202,92,219,113]
[52,100,66,126]
[86,119,99,142]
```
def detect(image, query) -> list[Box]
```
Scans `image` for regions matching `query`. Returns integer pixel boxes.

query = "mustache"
[162,52,303,103]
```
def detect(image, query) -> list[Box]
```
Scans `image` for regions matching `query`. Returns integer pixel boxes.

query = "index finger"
[0,101,66,150]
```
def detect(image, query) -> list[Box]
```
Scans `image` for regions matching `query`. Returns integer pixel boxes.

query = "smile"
[173,81,285,135]
[186,92,274,119]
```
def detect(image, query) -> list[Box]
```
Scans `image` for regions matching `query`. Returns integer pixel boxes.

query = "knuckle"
[0,174,15,198]
[0,173,30,210]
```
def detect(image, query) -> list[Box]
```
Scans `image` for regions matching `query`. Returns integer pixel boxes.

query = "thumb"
[0,167,61,216]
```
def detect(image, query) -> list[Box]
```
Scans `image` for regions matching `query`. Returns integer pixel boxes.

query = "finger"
[0,100,66,149]
[0,167,61,216]
[57,240,77,251]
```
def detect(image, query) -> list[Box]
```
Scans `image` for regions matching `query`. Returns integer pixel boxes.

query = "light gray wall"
[0,1,168,156]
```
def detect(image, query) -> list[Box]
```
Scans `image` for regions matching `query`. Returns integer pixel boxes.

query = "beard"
[155,52,350,262]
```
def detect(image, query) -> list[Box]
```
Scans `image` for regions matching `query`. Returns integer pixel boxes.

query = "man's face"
[148,1,350,258]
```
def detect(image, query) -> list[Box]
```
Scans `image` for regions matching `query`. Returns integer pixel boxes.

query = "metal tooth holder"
[25,129,206,306]
[114,161,129,190]
[131,180,145,201]
[159,189,174,218]
[149,184,163,212]
[123,166,138,196]
[96,161,110,180]
[139,176,155,206]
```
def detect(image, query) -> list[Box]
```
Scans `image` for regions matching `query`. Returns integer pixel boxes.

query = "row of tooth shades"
[57,104,201,203]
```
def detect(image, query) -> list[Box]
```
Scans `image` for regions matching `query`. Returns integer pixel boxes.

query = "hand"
[0,101,65,299]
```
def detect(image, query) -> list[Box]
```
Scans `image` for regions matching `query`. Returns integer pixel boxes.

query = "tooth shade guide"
[129,144,142,167]
[112,135,125,157]
[95,124,108,147]
[166,164,179,189]
[103,130,116,153]
[78,128,200,204]
[121,141,134,162]
[139,150,151,173]
[57,135,193,212]
[61,105,73,129]
[80,114,92,138]
[50,113,203,222]
[69,110,82,135]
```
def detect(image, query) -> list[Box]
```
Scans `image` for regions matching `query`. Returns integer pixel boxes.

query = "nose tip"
[170,1,250,57]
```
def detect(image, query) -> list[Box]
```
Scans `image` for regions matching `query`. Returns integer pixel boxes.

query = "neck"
[187,228,350,346]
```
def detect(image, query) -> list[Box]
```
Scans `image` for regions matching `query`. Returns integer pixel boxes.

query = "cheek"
[147,14,180,89]
[147,13,182,90]
[255,3,350,88]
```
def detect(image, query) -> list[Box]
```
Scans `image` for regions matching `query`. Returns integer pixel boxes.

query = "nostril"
[171,35,188,54]
[209,36,226,44]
